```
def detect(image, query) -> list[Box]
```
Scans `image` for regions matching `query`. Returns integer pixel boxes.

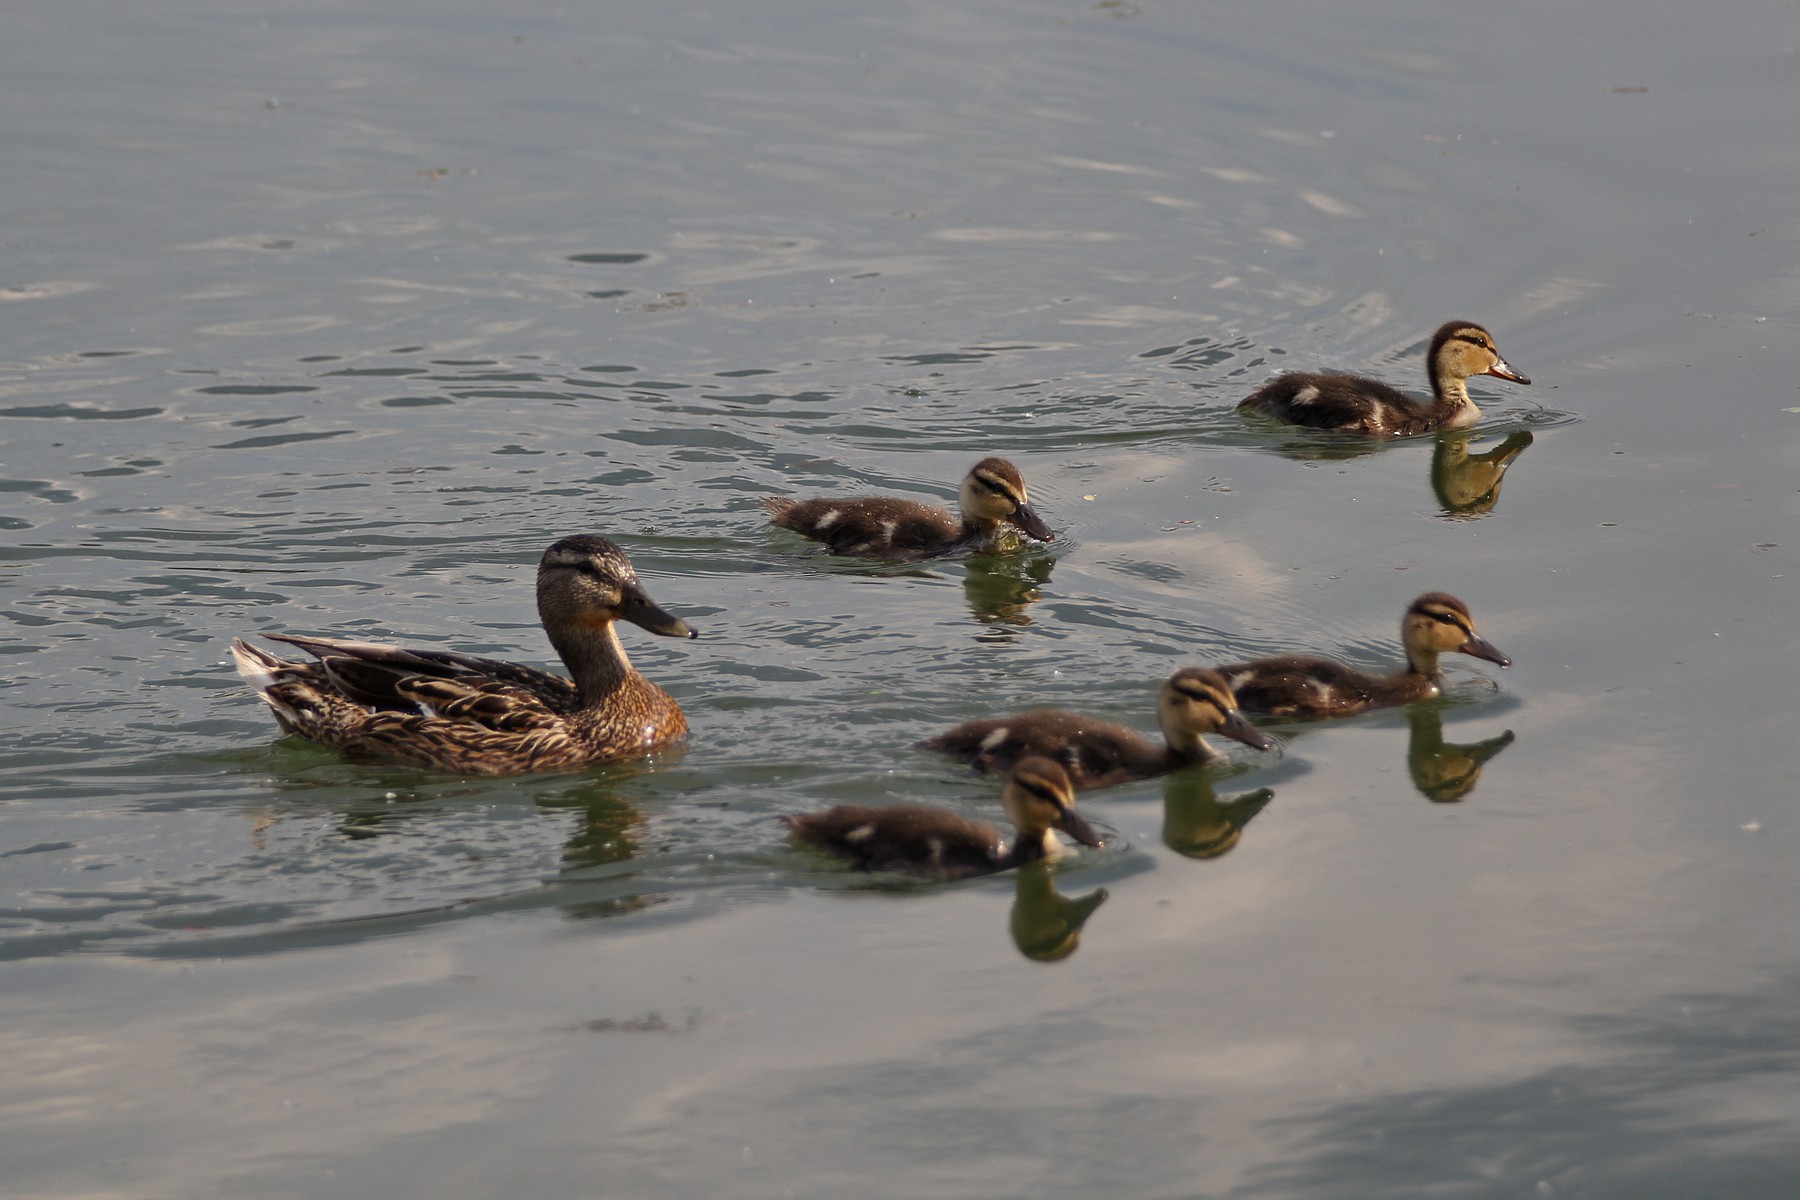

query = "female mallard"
[762,456,1054,559]
[229,535,696,775]
[1239,321,1530,436]
[784,757,1102,880]
[918,667,1275,788]
[1217,592,1509,719]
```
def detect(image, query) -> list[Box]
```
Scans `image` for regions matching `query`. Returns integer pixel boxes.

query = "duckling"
[784,757,1103,880]
[918,667,1275,788]
[230,535,696,775]
[1217,592,1509,719]
[762,456,1054,560]
[1239,320,1530,436]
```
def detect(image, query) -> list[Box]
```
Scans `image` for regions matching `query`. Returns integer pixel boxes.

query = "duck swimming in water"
[1239,321,1530,436]
[230,535,696,775]
[763,456,1054,560]
[1216,592,1510,719]
[918,667,1275,788]
[784,757,1102,880]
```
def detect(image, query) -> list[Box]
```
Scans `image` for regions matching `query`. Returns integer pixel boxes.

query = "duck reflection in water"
[1161,772,1276,860]
[1407,705,1515,802]
[536,778,646,869]
[963,551,1055,626]
[1431,429,1533,518]
[1010,862,1108,962]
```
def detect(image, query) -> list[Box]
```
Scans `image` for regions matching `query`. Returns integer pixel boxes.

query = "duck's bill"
[1008,503,1056,543]
[1459,633,1511,667]
[1055,806,1105,849]
[621,587,698,639]
[1219,708,1277,752]
[1485,357,1531,385]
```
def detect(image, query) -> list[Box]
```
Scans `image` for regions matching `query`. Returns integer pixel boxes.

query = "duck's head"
[1402,592,1508,675]
[1157,667,1275,753]
[958,457,1055,543]
[537,535,697,639]
[1429,321,1531,387]
[1004,756,1103,849]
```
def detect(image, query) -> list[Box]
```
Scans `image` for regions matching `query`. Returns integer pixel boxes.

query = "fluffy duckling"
[1217,593,1510,719]
[918,667,1275,788]
[784,757,1103,880]
[762,456,1054,560]
[230,535,696,775]
[1239,320,1530,436]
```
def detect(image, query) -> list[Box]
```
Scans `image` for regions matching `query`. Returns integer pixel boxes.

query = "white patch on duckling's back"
[845,824,876,844]
[879,519,898,542]
[1292,384,1321,406]
[812,509,841,531]
[979,726,1012,752]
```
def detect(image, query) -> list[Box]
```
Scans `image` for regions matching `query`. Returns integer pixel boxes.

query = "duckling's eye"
[1434,612,1460,626]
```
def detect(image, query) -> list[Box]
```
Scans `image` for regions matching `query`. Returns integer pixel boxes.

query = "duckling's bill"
[1008,503,1055,543]
[1218,709,1277,752]
[1460,632,1511,667]
[1055,803,1105,849]
[1484,357,1531,385]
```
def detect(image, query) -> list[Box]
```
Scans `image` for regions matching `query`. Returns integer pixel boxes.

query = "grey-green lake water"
[3,1,1797,1196]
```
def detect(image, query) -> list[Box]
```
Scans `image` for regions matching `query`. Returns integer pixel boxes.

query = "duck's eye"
[1435,612,1460,626]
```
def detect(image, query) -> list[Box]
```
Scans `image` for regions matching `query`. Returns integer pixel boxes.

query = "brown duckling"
[784,757,1103,880]
[229,535,696,775]
[1217,593,1509,719]
[762,456,1054,560]
[918,667,1275,788]
[1239,320,1530,436]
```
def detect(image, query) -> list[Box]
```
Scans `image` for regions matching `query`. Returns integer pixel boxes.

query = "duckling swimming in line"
[1239,321,1530,436]
[784,757,1103,880]
[230,535,696,775]
[918,667,1275,788]
[762,456,1054,560]
[1217,593,1509,719]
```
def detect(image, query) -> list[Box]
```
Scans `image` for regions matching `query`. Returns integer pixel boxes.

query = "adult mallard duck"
[1217,592,1509,719]
[762,456,1054,560]
[918,667,1275,788]
[229,535,696,775]
[783,757,1102,880]
[1239,321,1530,436]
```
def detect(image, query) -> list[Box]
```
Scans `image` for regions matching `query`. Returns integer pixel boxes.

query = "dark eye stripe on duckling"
[1451,332,1492,351]
[1420,604,1473,634]
[1169,678,1228,708]
[1012,770,1069,807]
[971,471,1025,507]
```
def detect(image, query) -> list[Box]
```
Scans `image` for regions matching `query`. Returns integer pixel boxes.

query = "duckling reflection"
[1161,774,1275,860]
[963,552,1054,626]
[1010,862,1108,962]
[1407,705,1515,802]
[1431,429,1533,518]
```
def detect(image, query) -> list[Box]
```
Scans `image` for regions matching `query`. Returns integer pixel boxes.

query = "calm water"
[4,0,1797,1195]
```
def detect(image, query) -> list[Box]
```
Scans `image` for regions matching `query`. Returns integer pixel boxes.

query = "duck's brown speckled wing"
[265,633,580,712]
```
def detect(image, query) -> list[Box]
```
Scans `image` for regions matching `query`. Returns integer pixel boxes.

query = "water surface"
[3,0,1798,1196]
